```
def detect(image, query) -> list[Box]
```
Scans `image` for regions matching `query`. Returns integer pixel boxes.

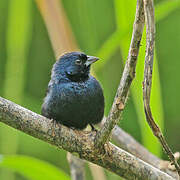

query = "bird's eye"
[75,59,82,65]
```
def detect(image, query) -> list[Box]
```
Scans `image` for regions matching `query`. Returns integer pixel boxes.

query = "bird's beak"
[85,56,99,67]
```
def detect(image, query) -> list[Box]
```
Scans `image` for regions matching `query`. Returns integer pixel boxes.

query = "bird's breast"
[42,76,104,129]
[51,76,103,111]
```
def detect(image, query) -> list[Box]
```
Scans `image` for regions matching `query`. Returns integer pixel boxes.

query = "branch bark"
[98,118,178,178]
[94,0,145,148]
[111,125,178,179]
[142,0,180,176]
[0,96,175,180]
[67,153,85,180]
[88,163,106,180]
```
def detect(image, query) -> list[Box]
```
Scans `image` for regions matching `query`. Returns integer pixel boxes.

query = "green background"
[0,0,180,179]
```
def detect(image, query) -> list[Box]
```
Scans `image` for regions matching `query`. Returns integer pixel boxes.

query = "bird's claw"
[90,124,97,132]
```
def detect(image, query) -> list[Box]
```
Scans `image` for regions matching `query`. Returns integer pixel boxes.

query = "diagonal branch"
[0,96,175,180]
[67,153,85,180]
[98,118,178,178]
[143,0,180,176]
[111,125,179,179]
[94,0,145,148]
[88,163,106,180]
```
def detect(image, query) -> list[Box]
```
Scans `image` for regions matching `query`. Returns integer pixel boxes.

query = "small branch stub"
[116,98,125,110]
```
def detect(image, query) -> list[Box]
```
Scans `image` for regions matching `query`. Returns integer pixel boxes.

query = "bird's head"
[54,52,99,81]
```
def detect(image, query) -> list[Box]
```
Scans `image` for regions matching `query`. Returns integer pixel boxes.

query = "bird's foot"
[70,126,76,131]
[90,124,97,132]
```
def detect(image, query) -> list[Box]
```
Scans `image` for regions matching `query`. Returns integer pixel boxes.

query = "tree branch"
[0,96,175,180]
[98,118,178,178]
[142,0,180,176]
[94,0,145,148]
[111,125,178,179]
[88,163,106,180]
[67,153,85,180]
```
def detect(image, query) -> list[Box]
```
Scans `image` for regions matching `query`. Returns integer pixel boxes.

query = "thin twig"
[143,0,180,177]
[0,96,175,180]
[94,0,145,148]
[67,153,85,180]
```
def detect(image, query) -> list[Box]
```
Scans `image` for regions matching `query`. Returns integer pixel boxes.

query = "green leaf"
[1,1,33,179]
[95,30,127,70]
[155,0,180,22]
[4,0,33,102]
[96,0,180,71]
[114,0,136,31]
[0,155,70,180]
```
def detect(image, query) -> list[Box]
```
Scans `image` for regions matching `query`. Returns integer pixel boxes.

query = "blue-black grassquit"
[41,52,104,130]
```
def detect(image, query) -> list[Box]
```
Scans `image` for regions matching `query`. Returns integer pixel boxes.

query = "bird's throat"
[67,73,89,82]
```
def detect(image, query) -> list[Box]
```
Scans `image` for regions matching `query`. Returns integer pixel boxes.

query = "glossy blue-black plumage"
[41,52,104,130]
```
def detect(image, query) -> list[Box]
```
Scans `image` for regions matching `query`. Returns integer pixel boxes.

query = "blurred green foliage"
[0,0,180,179]
[0,155,70,180]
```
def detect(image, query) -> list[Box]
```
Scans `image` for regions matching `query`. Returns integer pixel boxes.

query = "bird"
[41,52,104,130]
